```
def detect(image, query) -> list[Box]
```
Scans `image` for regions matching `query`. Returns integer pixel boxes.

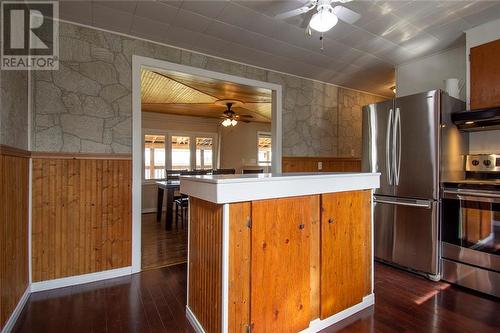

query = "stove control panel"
[465,154,500,172]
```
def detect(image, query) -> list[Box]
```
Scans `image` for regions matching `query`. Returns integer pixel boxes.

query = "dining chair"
[180,170,209,176]
[173,169,209,228]
[212,168,236,175]
[242,169,264,174]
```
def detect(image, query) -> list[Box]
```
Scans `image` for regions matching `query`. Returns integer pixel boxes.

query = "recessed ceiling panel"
[141,69,272,123]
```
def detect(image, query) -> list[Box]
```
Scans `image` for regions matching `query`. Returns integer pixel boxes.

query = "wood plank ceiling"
[141,69,272,123]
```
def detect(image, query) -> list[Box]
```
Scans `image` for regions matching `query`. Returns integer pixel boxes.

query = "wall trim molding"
[283,156,361,161]
[0,287,30,333]
[299,294,375,333]
[31,152,132,160]
[0,144,31,158]
[30,267,132,293]
[186,306,205,333]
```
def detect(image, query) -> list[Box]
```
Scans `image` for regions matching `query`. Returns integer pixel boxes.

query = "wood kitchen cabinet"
[250,195,318,333]
[320,190,372,318]
[470,38,500,110]
[184,172,378,333]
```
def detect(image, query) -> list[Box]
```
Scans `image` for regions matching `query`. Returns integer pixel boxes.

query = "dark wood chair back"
[165,169,187,180]
[212,168,236,175]
[242,169,264,174]
[181,170,209,176]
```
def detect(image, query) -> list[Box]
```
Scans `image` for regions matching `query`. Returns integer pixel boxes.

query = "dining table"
[156,180,180,230]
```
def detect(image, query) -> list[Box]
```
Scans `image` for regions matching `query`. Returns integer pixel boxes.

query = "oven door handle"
[443,189,500,199]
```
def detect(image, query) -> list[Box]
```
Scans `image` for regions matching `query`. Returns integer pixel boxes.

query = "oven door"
[441,188,500,272]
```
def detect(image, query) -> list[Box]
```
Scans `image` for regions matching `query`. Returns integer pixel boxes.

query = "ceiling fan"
[216,99,253,127]
[275,0,361,33]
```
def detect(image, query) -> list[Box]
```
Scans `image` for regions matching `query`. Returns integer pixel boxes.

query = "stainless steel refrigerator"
[362,90,468,279]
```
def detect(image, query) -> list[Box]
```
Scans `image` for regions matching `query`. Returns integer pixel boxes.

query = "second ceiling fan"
[216,99,253,127]
[275,0,361,33]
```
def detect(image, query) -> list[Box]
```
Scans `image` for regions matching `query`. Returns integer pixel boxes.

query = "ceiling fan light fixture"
[231,119,238,126]
[309,6,338,32]
[222,118,232,127]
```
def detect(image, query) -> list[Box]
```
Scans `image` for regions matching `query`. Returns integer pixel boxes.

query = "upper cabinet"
[470,38,500,110]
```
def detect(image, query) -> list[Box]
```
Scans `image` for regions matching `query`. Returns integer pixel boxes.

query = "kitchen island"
[180,172,380,333]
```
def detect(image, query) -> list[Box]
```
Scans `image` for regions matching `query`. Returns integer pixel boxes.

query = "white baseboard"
[185,295,373,333]
[1,287,30,333]
[186,306,205,333]
[30,267,132,293]
[300,294,375,333]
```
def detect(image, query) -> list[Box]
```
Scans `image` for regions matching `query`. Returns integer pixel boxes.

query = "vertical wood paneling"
[320,190,372,318]
[228,202,251,333]
[250,196,316,333]
[0,148,29,329]
[282,157,361,173]
[31,157,132,282]
[188,197,223,333]
[309,196,321,321]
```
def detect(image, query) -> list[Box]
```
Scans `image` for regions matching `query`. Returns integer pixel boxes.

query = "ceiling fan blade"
[299,10,315,29]
[275,4,315,20]
[332,5,361,25]
[236,114,254,119]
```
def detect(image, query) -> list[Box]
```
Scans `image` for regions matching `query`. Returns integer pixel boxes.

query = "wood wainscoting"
[31,153,132,282]
[0,145,30,329]
[188,197,223,333]
[282,156,361,173]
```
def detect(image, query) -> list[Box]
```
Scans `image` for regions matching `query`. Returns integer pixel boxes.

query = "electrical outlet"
[318,162,323,170]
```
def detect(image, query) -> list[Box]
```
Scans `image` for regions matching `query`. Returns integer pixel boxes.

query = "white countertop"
[180,172,380,204]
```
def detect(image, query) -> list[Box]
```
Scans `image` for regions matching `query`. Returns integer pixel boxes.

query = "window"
[258,132,272,166]
[143,131,217,181]
[171,136,191,170]
[196,137,213,170]
[144,134,166,180]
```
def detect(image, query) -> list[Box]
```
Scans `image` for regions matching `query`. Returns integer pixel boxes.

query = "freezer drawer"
[393,199,439,275]
[374,195,439,276]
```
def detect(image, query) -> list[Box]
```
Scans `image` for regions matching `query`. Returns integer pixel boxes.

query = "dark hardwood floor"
[13,263,500,333]
[141,213,187,270]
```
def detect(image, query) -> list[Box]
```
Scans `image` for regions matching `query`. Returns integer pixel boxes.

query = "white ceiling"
[59,0,500,96]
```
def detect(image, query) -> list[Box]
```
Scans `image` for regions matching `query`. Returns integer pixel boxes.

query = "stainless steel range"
[441,154,500,297]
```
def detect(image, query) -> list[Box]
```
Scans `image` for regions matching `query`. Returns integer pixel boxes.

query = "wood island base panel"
[181,172,380,333]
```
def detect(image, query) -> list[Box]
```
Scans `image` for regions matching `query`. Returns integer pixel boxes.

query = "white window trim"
[142,128,218,184]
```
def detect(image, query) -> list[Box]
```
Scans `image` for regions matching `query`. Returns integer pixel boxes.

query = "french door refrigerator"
[362,90,467,279]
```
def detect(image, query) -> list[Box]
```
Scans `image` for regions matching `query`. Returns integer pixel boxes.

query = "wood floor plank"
[11,263,500,333]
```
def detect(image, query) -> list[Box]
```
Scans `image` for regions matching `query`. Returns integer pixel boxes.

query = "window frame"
[142,128,218,184]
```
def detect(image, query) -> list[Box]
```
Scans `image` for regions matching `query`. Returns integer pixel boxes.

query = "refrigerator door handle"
[386,108,394,185]
[394,107,401,185]
[374,197,432,209]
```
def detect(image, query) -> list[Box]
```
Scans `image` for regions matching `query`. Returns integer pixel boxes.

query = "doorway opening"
[132,56,282,271]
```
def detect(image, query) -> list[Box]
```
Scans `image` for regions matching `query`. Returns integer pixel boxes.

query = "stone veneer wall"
[338,88,386,157]
[32,21,387,157]
[0,69,29,150]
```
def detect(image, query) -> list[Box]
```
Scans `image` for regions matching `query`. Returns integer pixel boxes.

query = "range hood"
[451,107,500,131]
